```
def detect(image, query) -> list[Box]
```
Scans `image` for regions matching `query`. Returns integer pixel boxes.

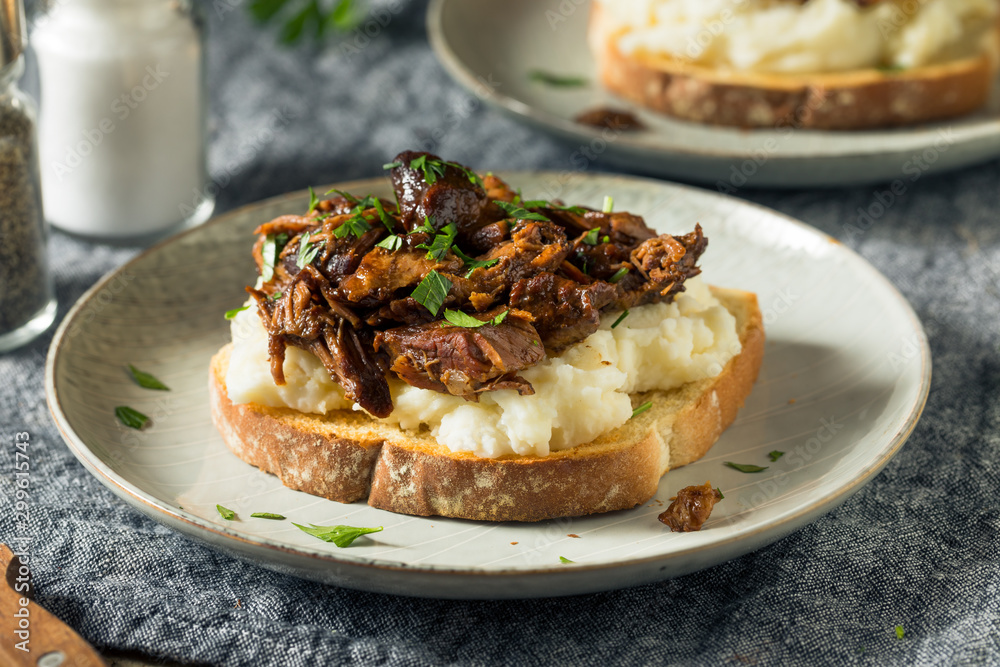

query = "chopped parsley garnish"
[444,309,508,328]
[716,488,725,500]
[520,199,587,215]
[725,462,769,473]
[383,161,403,170]
[411,270,453,317]
[494,200,550,222]
[261,232,289,282]
[417,222,457,262]
[224,306,250,320]
[216,505,236,521]
[128,364,169,391]
[768,450,785,462]
[528,70,589,87]
[582,227,601,245]
[293,523,383,547]
[412,215,437,235]
[631,401,652,419]
[602,195,614,213]
[376,235,403,251]
[373,198,395,233]
[324,188,359,204]
[307,186,319,214]
[452,246,499,277]
[559,556,575,563]
[611,310,629,329]
[608,267,629,284]
[409,154,443,183]
[333,212,373,239]
[296,232,322,268]
[115,406,149,430]
[895,625,905,639]
[250,512,286,520]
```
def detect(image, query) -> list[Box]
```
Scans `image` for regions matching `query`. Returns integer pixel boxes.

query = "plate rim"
[45,172,932,586]
[425,0,1000,162]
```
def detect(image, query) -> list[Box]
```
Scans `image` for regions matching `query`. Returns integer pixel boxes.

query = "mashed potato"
[226,277,740,458]
[595,0,998,73]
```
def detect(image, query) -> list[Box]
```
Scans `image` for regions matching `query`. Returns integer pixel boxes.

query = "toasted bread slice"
[589,3,999,130]
[209,287,764,522]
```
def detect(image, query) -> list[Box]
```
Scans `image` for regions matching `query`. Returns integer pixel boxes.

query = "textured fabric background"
[2,1,999,665]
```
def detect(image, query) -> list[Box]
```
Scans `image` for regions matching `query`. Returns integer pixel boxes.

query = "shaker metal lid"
[1,0,26,70]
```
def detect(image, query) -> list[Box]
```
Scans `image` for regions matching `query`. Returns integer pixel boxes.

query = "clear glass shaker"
[32,0,213,242]
[0,0,57,352]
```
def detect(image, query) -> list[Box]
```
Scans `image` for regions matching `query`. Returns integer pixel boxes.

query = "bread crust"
[209,287,764,522]
[589,3,998,130]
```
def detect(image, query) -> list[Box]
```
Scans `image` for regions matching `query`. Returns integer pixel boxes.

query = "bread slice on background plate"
[209,287,764,523]
[588,2,1000,130]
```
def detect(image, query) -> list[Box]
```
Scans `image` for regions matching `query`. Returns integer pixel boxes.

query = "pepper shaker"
[32,0,213,242]
[0,0,56,352]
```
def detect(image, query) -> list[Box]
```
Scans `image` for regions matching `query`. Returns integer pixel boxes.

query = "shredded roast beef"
[247,150,708,416]
[375,313,544,399]
[658,482,723,532]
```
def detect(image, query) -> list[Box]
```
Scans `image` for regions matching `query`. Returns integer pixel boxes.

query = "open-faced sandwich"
[589,0,1000,129]
[210,152,764,522]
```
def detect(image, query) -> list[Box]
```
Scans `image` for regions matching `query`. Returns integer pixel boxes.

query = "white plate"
[427,0,1000,188]
[46,172,930,599]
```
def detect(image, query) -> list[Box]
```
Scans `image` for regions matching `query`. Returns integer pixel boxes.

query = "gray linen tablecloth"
[2,1,999,665]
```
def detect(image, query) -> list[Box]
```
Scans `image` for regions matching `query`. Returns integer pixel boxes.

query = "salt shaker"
[33,0,213,241]
[0,0,56,352]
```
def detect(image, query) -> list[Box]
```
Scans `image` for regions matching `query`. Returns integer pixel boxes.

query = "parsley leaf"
[261,232,289,282]
[417,223,457,262]
[520,200,586,215]
[725,462,769,473]
[582,227,601,245]
[608,267,629,284]
[444,310,488,328]
[216,505,236,521]
[225,306,250,320]
[451,246,499,277]
[631,401,652,419]
[529,70,589,87]
[376,235,402,251]
[559,556,575,563]
[494,200,550,222]
[373,198,395,233]
[115,406,149,430]
[128,365,170,391]
[768,450,785,462]
[332,214,373,239]
[895,625,905,640]
[411,270,453,316]
[296,232,322,268]
[250,512,286,520]
[611,310,629,329]
[443,309,508,328]
[409,154,446,185]
[293,523,383,547]
[324,188,359,204]
[307,186,319,214]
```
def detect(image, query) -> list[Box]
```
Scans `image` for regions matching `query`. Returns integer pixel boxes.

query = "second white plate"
[428,0,1000,188]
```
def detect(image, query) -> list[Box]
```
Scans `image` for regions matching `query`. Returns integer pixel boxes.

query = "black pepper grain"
[0,99,50,334]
